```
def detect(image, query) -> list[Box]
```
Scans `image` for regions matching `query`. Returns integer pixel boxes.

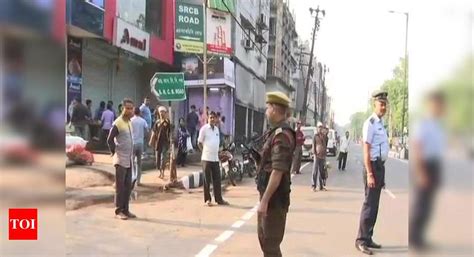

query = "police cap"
[372,90,388,103]
[266,91,291,108]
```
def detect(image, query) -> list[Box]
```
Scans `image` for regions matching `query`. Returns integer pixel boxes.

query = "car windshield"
[302,129,314,138]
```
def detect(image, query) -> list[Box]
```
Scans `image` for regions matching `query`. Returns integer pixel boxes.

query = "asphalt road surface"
[65,144,473,257]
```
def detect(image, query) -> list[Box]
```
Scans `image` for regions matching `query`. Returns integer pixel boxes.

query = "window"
[87,0,104,9]
[146,0,163,37]
[269,17,276,36]
[267,59,274,75]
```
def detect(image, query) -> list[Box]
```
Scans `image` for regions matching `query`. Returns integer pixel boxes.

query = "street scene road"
[66,144,411,257]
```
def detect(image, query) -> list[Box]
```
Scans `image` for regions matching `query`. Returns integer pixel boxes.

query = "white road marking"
[195,161,311,256]
[231,220,245,228]
[195,244,218,257]
[214,230,235,243]
[241,211,255,221]
[383,188,397,199]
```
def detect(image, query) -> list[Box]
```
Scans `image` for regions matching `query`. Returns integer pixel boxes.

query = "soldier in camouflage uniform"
[256,91,296,257]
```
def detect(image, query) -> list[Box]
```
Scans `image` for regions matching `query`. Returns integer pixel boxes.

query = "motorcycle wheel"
[234,166,243,182]
[247,164,255,178]
[228,169,236,186]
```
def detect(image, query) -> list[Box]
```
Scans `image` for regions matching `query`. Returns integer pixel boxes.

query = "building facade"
[66,0,175,121]
[266,0,298,109]
[232,0,270,140]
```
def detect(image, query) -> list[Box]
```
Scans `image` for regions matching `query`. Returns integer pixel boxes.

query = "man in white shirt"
[338,131,350,171]
[131,107,149,186]
[198,111,229,206]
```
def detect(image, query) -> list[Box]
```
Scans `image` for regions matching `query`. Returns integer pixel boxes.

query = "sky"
[288,0,472,126]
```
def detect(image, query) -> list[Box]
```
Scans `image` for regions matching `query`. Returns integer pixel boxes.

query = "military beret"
[372,90,388,102]
[266,91,290,107]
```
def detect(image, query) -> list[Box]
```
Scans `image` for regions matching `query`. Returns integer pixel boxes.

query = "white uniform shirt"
[340,136,350,153]
[362,113,389,161]
[198,124,220,162]
[413,118,445,160]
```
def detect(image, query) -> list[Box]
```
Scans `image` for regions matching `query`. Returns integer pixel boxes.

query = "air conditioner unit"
[243,39,253,50]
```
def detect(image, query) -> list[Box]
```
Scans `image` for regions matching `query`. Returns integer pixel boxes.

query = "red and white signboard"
[206,9,232,56]
[114,18,150,58]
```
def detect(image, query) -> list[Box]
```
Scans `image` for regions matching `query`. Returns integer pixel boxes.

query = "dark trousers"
[188,127,197,148]
[258,207,287,257]
[356,161,385,245]
[102,129,110,148]
[312,158,325,189]
[338,152,348,170]
[202,161,223,203]
[156,145,169,171]
[115,165,132,215]
[291,146,302,173]
[177,150,187,166]
[409,160,440,246]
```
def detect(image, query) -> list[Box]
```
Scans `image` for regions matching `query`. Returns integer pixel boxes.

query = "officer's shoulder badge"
[369,117,375,124]
[275,128,283,135]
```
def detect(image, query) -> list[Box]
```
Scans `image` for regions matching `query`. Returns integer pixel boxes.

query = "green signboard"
[151,72,186,101]
[208,0,235,13]
[175,0,204,54]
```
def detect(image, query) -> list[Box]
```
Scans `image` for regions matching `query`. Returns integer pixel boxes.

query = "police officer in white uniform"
[355,90,389,255]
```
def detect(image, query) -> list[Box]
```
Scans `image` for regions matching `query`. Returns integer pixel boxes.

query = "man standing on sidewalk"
[312,122,327,192]
[107,98,137,220]
[338,131,350,171]
[150,106,171,179]
[131,107,149,186]
[140,97,152,156]
[187,105,199,149]
[70,98,91,140]
[256,91,295,257]
[291,121,304,174]
[198,111,229,206]
[355,90,389,255]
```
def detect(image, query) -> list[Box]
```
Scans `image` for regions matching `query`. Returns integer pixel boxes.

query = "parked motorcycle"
[219,142,243,186]
[240,142,257,178]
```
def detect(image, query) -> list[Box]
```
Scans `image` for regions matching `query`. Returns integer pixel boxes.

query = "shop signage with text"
[114,18,150,57]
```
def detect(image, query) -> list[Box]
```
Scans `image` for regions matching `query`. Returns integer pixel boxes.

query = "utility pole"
[203,0,208,116]
[301,6,324,125]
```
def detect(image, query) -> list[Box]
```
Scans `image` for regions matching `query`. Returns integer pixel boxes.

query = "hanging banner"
[206,9,232,56]
[67,36,83,107]
[175,0,204,54]
[208,0,235,13]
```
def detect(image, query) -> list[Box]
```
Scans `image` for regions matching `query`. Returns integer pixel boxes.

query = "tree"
[381,58,408,138]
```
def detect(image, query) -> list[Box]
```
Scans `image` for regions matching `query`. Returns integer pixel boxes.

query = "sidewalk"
[66,153,203,211]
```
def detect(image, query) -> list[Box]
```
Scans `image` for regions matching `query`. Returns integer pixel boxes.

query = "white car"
[326,129,337,156]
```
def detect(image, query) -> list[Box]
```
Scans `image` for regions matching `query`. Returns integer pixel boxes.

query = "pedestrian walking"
[312,122,328,192]
[140,97,152,156]
[177,117,190,167]
[409,91,445,250]
[149,106,171,179]
[101,103,115,147]
[107,98,137,220]
[355,90,389,255]
[186,105,199,149]
[291,121,304,174]
[131,107,149,186]
[70,98,91,140]
[338,131,350,171]
[256,92,296,257]
[107,100,117,119]
[198,111,229,206]
[95,101,106,121]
